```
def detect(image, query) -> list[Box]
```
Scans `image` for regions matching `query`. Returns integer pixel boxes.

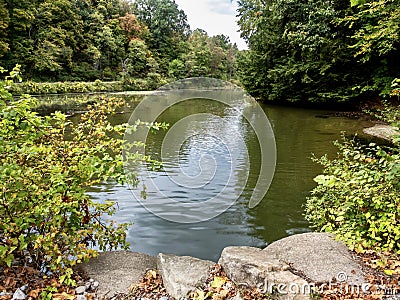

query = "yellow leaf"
[210,276,227,289]
[384,269,395,276]
[147,270,157,279]
[194,290,206,300]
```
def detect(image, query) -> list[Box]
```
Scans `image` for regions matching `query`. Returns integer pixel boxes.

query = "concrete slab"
[76,251,156,298]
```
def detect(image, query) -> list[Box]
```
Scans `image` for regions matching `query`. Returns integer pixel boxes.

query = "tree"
[32,0,84,76]
[343,0,400,62]
[126,38,158,78]
[133,0,190,64]
[0,0,10,58]
[0,0,37,72]
[0,0,237,82]
[0,0,143,81]
[236,0,388,103]
[182,29,212,77]
[338,0,400,97]
[167,30,239,80]
[119,13,150,43]
[168,58,186,79]
[209,35,235,79]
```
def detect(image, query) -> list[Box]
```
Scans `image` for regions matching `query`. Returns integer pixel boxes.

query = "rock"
[159,297,170,300]
[76,251,157,298]
[263,233,365,286]
[363,124,399,142]
[76,295,87,300]
[92,281,99,289]
[75,286,87,295]
[19,285,28,292]
[12,288,26,300]
[218,246,309,300]
[157,253,214,299]
[0,293,13,297]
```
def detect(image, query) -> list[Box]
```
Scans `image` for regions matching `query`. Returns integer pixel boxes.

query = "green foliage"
[340,0,400,62]
[237,0,358,102]
[306,102,400,253]
[125,39,159,78]
[168,59,186,79]
[9,80,126,95]
[0,0,237,85]
[0,66,165,276]
[392,78,400,99]
[133,0,190,64]
[0,0,159,81]
[237,0,400,103]
[32,0,84,74]
[168,30,238,81]
[306,139,400,252]
[0,0,10,58]
[334,0,400,98]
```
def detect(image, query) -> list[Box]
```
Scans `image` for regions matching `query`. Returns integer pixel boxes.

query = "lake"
[59,91,372,262]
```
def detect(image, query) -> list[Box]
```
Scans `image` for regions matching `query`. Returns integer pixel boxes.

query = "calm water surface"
[65,95,373,261]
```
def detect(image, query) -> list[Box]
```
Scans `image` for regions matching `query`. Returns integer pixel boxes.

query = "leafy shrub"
[392,78,400,99]
[0,66,164,279]
[145,72,168,90]
[122,75,167,91]
[306,101,400,253]
[305,139,400,253]
[9,80,126,95]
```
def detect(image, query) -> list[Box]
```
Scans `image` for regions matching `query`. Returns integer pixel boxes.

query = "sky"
[174,0,248,50]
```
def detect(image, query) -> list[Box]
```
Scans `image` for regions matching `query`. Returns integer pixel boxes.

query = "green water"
[54,95,373,261]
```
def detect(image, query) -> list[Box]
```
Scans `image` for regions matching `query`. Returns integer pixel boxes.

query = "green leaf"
[335,216,345,222]
[4,254,14,267]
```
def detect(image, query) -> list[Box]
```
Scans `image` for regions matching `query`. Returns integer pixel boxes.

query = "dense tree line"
[0,0,238,82]
[1,0,397,104]
[236,0,400,104]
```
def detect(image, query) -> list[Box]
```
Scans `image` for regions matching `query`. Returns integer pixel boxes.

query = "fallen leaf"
[193,289,206,300]
[384,269,395,276]
[28,289,42,299]
[148,270,157,279]
[210,276,227,289]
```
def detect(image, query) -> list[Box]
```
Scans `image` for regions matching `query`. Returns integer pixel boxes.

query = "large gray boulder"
[218,246,309,300]
[76,251,157,298]
[157,253,214,300]
[363,124,399,142]
[263,233,365,286]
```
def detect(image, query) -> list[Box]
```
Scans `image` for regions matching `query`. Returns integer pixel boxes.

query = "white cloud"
[206,0,236,15]
[175,0,247,50]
